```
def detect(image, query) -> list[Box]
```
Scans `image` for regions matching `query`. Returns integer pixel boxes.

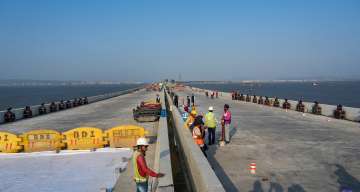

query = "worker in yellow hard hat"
[184,110,197,130]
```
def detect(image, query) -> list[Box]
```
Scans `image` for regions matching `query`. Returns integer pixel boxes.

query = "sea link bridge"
[0,83,359,192]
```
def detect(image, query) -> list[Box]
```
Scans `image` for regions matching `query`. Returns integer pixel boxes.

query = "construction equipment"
[133,100,161,122]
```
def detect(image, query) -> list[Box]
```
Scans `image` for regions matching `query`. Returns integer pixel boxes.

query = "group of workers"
[205,91,219,99]
[2,97,89,123]
[183,102,232,157]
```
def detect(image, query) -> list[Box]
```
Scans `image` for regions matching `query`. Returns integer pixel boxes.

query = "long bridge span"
[1,84,359,192]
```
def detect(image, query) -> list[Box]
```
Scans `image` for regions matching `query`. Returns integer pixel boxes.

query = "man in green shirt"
[205,106,217,145]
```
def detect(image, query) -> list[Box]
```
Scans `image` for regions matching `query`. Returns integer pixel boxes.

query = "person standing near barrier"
[191,94,195,105]
[205,106,217,145]
[133,137,164,192]
[174,94,179,108]
[221,104,232,144]
[192,116,207,157]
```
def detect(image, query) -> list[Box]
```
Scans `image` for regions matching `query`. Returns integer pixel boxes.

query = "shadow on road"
[335,164,360,192]
[207,145,239,192]
[249,180,306,192]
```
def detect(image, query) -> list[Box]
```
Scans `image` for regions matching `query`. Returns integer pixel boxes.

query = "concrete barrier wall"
[190,86,360,122]
[165,90,225,192]
[0,87,142,124]
[153,90,174,192]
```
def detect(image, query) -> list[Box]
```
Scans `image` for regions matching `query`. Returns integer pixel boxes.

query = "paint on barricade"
[0,132,22,153]
[105,125,148,148]
[20,130,63,152]
[63,127,105,150]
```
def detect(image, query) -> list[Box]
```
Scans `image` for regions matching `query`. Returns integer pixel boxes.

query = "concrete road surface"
[176,88,360,192]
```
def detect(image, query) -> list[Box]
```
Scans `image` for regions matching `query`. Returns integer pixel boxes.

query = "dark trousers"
[208,128,216,145]
[200,146,207,157]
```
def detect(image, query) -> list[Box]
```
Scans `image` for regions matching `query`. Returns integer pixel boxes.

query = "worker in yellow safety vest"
[184,110,197,129]
[133,137,164,192]
[205,106,217,145]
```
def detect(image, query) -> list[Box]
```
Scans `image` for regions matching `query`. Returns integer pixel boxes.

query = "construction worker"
[184,110,197,130]
[156,94,161,103]
[192,116,207,157]
[133,137,164,192]
[205,106,217,145]
[221,104,232,144]
[187,96,191,107]
[191,94,195,105]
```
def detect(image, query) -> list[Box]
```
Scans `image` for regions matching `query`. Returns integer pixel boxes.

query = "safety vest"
[132,151,148,183]
[192,126,204,146]
[205,112,217,128]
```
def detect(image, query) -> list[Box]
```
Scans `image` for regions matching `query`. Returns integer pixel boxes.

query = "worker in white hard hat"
[205,106,218,145]
[133,137,164,192]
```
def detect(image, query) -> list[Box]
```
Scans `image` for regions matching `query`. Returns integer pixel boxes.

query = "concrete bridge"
[1,84,359,192]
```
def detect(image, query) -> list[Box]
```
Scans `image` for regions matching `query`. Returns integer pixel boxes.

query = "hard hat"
[136,137,149,146]
[208,106,214,111]
[190,110,197,116]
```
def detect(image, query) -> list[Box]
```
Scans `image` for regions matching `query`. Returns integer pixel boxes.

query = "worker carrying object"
[133,137,164,192]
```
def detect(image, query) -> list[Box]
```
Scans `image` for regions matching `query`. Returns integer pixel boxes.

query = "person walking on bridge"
[133,137,164,192]
[221,104,232,144]
[205,106,217,145]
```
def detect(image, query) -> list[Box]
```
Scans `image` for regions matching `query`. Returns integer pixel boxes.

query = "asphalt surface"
[176,88,360,192]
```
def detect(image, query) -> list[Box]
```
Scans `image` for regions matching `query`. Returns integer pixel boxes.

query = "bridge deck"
[0,89,157,133]
[177,89,360,192]
[0,89,159,192]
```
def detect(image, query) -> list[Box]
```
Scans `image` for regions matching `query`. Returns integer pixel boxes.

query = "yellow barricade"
[105,125,149,148]
[0,131,22,153]
[20,130,63,152]
[63,127,105,150]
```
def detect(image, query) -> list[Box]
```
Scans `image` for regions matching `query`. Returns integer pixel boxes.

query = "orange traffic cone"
[249,162,256,175]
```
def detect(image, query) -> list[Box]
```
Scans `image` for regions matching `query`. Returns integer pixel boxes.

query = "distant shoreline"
[181,79,360,84]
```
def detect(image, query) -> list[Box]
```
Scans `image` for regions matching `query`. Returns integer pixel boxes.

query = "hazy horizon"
[1,0,359,82]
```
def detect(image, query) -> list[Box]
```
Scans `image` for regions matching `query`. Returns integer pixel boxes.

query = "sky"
[0,0,359,82]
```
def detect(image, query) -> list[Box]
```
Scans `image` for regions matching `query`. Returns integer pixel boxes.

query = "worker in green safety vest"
[133,137,164,192]
[205,106,218,145]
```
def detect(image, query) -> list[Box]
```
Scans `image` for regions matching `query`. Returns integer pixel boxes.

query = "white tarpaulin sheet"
[0,148,132,192]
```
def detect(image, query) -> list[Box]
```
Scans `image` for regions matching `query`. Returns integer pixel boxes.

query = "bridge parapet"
[165,90,225,192]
